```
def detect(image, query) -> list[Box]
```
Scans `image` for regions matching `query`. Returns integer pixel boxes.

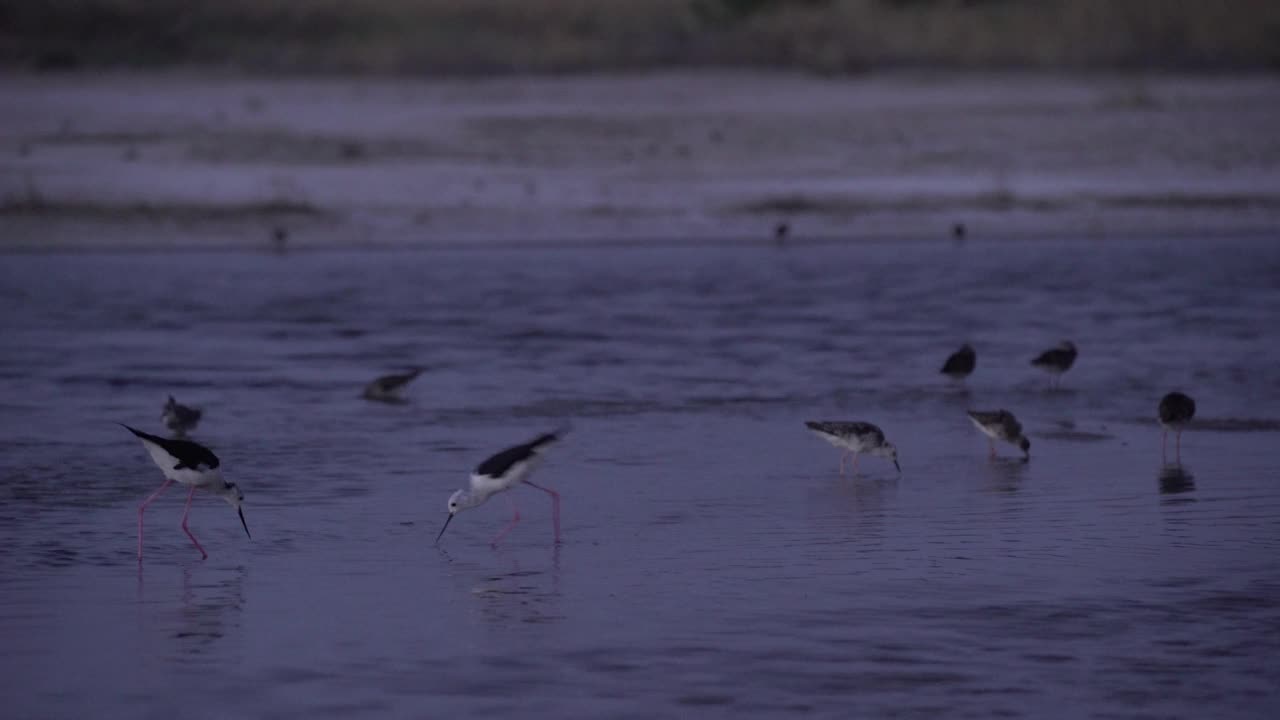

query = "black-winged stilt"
[122,424,249,561]
[436,427,568,547]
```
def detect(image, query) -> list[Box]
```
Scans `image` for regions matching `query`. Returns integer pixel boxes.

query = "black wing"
[122,424,220,470]
[474,430,563,477]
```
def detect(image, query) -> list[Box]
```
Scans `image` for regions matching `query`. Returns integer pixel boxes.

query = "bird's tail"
[119,423,157,442]
[529,423,572,450]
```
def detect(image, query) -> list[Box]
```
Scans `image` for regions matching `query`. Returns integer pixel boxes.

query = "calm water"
[2,237,1279,718]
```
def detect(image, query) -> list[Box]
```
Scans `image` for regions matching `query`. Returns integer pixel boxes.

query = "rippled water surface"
[2,237,1279,718]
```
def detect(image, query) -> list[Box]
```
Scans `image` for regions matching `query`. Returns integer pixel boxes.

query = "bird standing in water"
[1031,341,1078,389]
[940,343,976,382]
[436,427,569,547]
[363,368,423,402]
[123,424,250,561]
[1158,391,1196,462]
[967,410,1031,460]
[804,421,901,475]
[162,395,202,437]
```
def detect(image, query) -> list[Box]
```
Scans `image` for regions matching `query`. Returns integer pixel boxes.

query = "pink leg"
[525,479,561,544]
[850,454,860,473]
[1161,431,1167,461]
[989,441,996,460]
[839,452,847,475]
[138,478,174,561]
[1176,430,1182,461]
[180,485,208,560]
[490,495,521,547]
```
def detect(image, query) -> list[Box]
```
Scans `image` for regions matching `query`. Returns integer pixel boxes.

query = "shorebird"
[362,368,423,402]
[774,221,790,245]
[162,395,202,437]
[804,421,901,475]
[1158,391,1196,461]
[1031,341,1078,389]
[940,343,976,382]
[270,226,288,254]
[122,424,249,561]
[436,427,569,547]
[967,410,1031,460]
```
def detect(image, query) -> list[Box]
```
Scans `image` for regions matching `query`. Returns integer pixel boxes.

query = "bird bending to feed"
[122,424,249,561]
[967,410,1031,460]
[940,343,976,381]
[162,395,202,437]
[804,421,901,474]
[1031,341,1077,389]
[362,367,423,402]
[1158,391,1196,461]
[774,221,790,244]
[436,426,569,547]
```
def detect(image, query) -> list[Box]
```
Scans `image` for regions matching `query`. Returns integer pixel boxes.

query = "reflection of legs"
[180,486,208,560]
[525,480,561,544]
[138,478,174,561]
[1175,430,1183,462]
[491,495,521,547]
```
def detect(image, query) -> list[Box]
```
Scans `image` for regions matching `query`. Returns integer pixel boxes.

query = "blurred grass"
[3,0,1280,73]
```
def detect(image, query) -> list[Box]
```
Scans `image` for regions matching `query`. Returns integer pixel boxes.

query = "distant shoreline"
[3,70,1278,252]
[3,0,1279,75]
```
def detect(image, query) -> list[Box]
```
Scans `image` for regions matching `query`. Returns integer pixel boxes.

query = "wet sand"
[2,71,1279,250]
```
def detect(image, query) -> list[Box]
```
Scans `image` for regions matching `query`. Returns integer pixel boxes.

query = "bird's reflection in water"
[986,457,1029,493]
[1159,463,1196,498]
[165,565,248,664]
[443,545,563,627]
[807,474,898,544]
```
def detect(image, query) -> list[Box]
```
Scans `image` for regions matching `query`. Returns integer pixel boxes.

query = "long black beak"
[238,507,251,539]
[893,458,902,473]
[435,513,454,544]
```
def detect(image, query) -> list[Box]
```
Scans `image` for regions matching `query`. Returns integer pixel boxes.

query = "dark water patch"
[1191,418,1280,432]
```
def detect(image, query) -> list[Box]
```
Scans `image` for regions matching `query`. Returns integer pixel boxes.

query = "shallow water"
[2,236,1279,718]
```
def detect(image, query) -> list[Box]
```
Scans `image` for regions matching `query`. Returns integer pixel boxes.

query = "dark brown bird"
[940,343,976,381]
[363,368,423,403]
[1158,391,1196,461]
[967,409,1030,460]
[1031,341,1078,389]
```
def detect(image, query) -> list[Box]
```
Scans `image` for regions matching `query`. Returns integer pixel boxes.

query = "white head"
[436,489,483,543]
[214,481,251,539]
[873,442,902,472]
